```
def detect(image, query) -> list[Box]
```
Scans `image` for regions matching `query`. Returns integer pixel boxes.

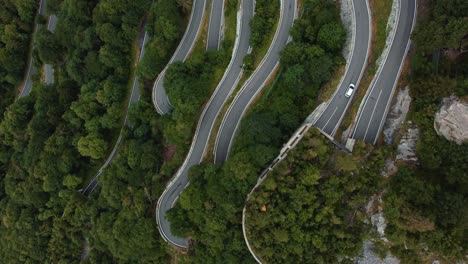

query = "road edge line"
[330,0,371,136]
[152,0,207,114]
[312,0,357,126]
[351,0,401,139]
[155,0,247,249]
[216,0,290,161]
[373,0,417,144]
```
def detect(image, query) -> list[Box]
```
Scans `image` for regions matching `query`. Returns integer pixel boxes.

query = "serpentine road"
[351,0,417,144]
[156,0,254,249]
[81,29,148,196]
[313,0,371,137]
[18,0,46,97]
[214,0,298,163]
[242,0,417,261]
[207,0,224,50]
[83,0,225,194]
[152,0,207,115]
[242,0,371,261]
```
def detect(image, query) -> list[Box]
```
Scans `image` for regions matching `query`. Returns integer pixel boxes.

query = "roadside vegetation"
[244,0,280,69]
[167,0,346,262]
[0,0,171,261]
[245,129,386,263]
[159,50,232,176]
[337,0,393,135]
[0,0,239,260]
[381,1,468,262]
[369,0,393,73]
[0,0,38,119]
[82,0,240,260]
[144,0,238,182]
[205,0,282,160]
[84,100,169,262]
[136,0,186,82]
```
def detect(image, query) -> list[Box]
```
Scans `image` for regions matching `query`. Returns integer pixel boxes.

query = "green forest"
[167,0,347,262]
[0,0,466,262]
[1,0,253,261]
[245,129,385,263]
[243,0,468,263]
[382,0,468,262]
[0,0,173,261]
[0,0,38,117]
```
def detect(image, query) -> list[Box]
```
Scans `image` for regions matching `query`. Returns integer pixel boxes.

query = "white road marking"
[322,106,338,132]
[363,88,382,141]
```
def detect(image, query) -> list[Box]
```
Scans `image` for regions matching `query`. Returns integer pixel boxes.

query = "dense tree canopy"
[86,100,169,262]
[249,0,280,50]
[168,0,347,262]
[382,0,468,262]
[245,130,384,263]
[0,0,241,261]
[0,0,167,261]
[0,0,38,119]
[137,0,185,81]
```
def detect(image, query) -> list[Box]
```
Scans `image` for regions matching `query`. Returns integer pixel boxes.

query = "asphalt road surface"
[81,30,148,195]
[313,0,371,136]
[207,0,224,50]
[351,0,416,144]
[214,0,297,163]
[152,0,207,114]
[44,15,58,85]
[18,0,46,97]
[156,0,254,248]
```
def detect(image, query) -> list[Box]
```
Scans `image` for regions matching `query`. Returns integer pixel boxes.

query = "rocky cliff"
[434,96,468,145]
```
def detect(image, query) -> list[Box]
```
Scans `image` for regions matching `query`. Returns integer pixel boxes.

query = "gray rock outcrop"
[396,121,419,163]
[383,86,412,144]
[434,96,468,145]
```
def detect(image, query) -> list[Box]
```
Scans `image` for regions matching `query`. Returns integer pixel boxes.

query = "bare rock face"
[396,121,419,163]
[434,96,468,145]
[383,86,412,144]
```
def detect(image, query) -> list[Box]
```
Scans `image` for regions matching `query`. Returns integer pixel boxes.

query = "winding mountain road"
[313,0,371,136]
[242,0,417,261]
[351,0,416,144]
[207,0,224,50]
[242,0,371,262]
[214,0,298,163]
[81,30,148,195]
[152,0,207,115]
[156,0,254,249]
[18,0,46,97]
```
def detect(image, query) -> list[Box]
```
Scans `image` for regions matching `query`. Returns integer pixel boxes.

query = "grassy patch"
[370,0,393,73]
[222,0,239,50]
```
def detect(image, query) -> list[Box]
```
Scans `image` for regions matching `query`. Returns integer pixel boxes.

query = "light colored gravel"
[80,237,90,261]
[357,241,400,264]
[396,121,419,163]
[383,86,411,144]
[340,0,354,63]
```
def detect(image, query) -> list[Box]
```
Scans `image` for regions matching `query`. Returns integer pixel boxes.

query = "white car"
[345,84,355,97]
